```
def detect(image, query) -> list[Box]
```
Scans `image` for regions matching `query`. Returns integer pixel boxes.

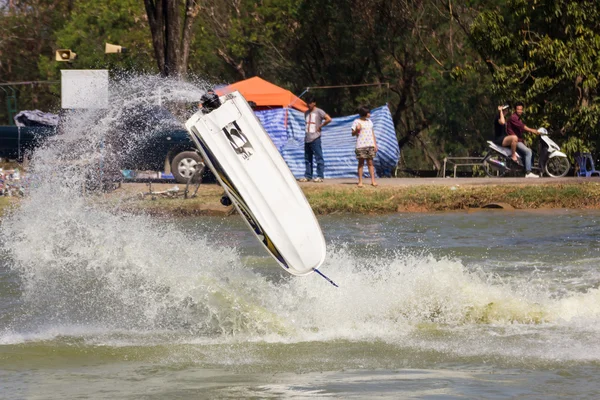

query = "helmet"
[537,127,548,135]
[200,91,221,112]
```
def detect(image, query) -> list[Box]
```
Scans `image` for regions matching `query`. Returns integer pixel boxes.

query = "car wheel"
[171,151,204,183]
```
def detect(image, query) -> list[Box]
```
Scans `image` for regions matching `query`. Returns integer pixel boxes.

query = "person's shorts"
[493,135,507,146]
[355,146,376,160]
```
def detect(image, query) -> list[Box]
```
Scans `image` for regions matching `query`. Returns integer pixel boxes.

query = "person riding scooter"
[506,102,541,178]
[484,125,570,178]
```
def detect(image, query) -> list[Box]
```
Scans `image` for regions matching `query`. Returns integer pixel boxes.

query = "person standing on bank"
[299,95,331,183]
[506,102,540,178]
[352,106,378,187]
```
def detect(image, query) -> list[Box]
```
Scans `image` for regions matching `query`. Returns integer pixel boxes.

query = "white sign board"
[61,69,109,109]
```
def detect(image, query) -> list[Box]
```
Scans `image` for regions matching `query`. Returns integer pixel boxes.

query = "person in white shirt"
[351,106,378,187]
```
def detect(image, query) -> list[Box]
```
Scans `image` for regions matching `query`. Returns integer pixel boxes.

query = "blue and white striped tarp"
[254,105,399,178]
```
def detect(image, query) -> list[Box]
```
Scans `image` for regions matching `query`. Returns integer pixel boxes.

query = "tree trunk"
[164,0,181,76]
[143,0,166,74]
[180,0,202,76]
[143,0,201,77]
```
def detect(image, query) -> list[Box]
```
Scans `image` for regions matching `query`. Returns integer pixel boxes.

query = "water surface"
[1,75,599,399]
[2,210,600,399]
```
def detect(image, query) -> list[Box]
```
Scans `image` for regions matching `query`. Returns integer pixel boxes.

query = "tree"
[0,0,73,122]
[143,0,202,77]
[192,0,302,82]
[41,0,156,78]
[284,0,493,170]
[470,0,600,153]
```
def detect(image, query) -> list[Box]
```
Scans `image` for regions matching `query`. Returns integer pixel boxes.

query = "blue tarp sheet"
[255,105,399,178]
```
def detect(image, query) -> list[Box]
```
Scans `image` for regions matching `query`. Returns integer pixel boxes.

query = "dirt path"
[118,176,600,193]
[320,176,600,187]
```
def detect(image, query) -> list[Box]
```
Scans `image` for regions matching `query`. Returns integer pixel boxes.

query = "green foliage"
[5,0,600,171]
[561,136,591,159]
[471,0,600,153]
[192,0,304,84]
[418,62,494,158]
[0,0,72,122]
[41,0,156,79]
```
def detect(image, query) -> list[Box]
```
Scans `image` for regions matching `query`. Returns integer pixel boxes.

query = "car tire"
[171,151,204,184]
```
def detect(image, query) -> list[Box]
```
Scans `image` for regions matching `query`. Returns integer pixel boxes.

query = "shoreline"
[1,178,598,218]
[97,178,600,216]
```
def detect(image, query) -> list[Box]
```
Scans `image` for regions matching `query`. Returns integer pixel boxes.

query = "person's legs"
[313,137,324,179]
[502,135,518,161]
[304,141,314,180]
[367,159,377,186]
[516,142,533,172]
[357,158,365,186]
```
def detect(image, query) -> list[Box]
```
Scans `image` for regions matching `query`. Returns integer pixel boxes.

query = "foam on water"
[2,76,600,363]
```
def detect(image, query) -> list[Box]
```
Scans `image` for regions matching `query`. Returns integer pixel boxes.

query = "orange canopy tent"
[215,76,308,112]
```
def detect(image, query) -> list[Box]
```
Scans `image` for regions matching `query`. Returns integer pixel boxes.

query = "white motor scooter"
[483,128,570,177]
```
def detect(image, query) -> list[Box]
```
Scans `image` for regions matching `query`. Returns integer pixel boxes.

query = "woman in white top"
[351,106,378,187]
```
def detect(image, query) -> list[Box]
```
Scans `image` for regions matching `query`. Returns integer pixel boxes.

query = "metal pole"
[0,87,8,125]
[306,82,388,90]
[7,86,17,125]
[303,82,390,110]
[287,88,309,109]
[17,126,20,160]
[0,81,60,86]
[0,81,60,125]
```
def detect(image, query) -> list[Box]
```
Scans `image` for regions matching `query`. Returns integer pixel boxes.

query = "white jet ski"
[185,91,333,284]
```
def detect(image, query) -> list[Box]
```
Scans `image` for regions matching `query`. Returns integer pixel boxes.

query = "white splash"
[2,75,600,364]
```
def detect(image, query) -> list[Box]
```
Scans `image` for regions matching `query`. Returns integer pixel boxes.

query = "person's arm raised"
[497,106,506,125]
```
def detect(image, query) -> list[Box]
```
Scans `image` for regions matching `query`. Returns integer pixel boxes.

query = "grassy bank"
[0,197,16,217]
[1,181,598,217]
[302,183,600,213]
[103,181,600,216]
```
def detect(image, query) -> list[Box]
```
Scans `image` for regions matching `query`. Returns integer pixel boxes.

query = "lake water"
[2,75,600,399]
[2,208,600,399]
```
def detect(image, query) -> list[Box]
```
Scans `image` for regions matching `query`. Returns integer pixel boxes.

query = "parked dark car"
[0,107,207,184]
[113,105,207,183]
[0,125,56,161]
